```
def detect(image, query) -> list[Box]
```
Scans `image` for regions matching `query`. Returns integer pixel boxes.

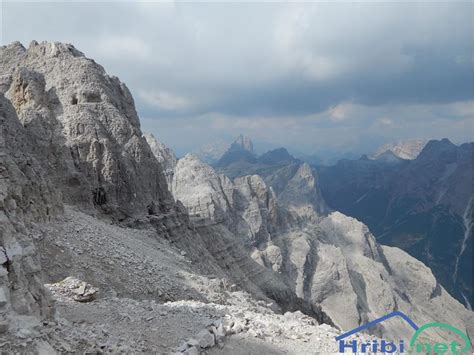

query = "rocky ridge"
[1,41,174,219]
[161,139,474,342]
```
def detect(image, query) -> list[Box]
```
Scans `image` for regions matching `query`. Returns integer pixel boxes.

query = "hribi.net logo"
[335,311,471,354]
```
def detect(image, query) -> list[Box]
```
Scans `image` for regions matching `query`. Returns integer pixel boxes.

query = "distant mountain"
[233,134,254,152]
[298,151,362,166]
[216,142,304,179]
[216,135,257,167]
[257,147,299,165]
[371,139,427,160]
[318,139,473,308]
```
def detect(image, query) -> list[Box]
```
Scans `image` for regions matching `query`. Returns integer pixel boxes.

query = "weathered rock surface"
[1,41,174,218]
[0,93,63,345]
[46,277,98,303]
[144,132,177,188]
[169,149,473,342]
[172,154,280,245]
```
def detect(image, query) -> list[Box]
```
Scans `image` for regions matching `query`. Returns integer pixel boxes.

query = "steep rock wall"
[0,94,61,339]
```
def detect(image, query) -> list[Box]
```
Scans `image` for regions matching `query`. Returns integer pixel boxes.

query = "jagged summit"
[233,134,254,153]
[0,40,172,217]
[1,40,85,61]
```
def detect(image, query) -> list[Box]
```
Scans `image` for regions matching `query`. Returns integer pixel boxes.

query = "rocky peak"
[172,155,279,243]
[277,163,329,221]
[172,154,233,223]
[233,134,254,153]
[216,135,257,167]
[0,41,172,218]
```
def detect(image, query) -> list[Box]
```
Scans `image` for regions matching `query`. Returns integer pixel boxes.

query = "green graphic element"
[409,322,471,354]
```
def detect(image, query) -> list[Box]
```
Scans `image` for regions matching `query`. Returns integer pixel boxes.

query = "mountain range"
[209,134,473,309]
[0,41,472,352]
[318,138,473,309]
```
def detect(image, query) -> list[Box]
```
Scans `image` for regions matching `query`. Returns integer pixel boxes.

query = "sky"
[1,1,473,157]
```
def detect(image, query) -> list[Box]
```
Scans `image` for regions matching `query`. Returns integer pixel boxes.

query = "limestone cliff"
[0,94,61,340]
[168,147,473,341]
[1,41,173,218]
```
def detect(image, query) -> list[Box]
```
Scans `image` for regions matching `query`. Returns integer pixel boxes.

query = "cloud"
[139,90,192,111]
[1,1,473,154]
[94,36,152,61]
[328,102,355,122]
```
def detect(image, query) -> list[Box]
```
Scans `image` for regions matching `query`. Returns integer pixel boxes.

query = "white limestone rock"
[0,41,173,217]
[143,133,177,189]
[172,149,473,342]
[0,93,59,344]
[172,154,278,244]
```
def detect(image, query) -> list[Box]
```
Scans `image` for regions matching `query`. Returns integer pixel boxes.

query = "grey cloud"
[1,1,473,154]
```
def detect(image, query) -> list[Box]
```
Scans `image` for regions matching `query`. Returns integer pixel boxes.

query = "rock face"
[233,134,254,153]
[172,154,279,245]
[0,41,173,218]
[0,93,61,338]
[143,133,177,188]
[169,148,473,341]
[319,138,473,308]
[275,163,329,222]
[371,139,427,160]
